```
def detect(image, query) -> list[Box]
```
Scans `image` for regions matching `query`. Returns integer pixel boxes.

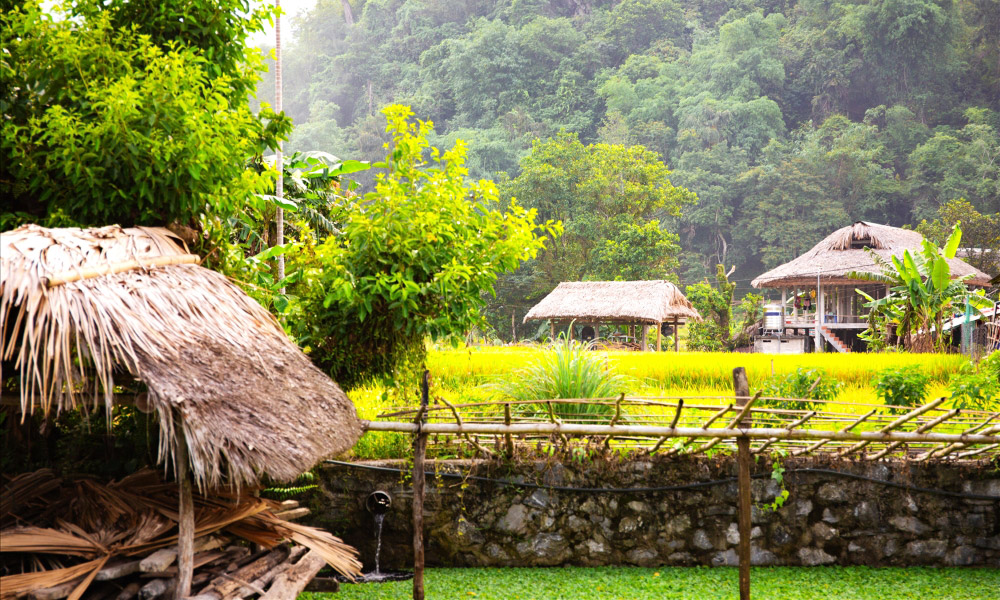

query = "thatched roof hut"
[1,224,362,490]
[751,222,991,288]
[523,280,702,324]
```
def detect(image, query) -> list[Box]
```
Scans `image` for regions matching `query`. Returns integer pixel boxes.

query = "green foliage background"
[263,0,1000,337]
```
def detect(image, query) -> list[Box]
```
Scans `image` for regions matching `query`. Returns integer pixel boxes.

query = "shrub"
[873,366,930,413]
[759,367,841,410]
[490,341,632,422]
[947,351,1000,411]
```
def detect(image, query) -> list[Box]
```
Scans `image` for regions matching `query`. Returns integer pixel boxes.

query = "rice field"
[347,346,978,459]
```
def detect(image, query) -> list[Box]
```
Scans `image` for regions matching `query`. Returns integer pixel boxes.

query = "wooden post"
[413,371,429,600]
[814,274,822,352]
[656,322,662,352]
[550,320,555,342]
[641,324,648,351]
[174,428,194,600]
[733,367,752,600]
[781,289,787,331]
[511,309,516,342]
[674,317,679,352]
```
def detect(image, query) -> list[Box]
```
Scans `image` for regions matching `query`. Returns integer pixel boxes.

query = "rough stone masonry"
[305,456,999,570]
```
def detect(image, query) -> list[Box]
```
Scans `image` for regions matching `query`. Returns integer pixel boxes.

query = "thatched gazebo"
[523,280,702,351]
[1,224,363,597]
[751,221,991,352]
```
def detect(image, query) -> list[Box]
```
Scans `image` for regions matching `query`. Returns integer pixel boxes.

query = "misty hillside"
[258,0,998,309]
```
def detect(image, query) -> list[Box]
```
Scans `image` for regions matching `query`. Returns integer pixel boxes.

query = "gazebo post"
[656,322,662,352]
[673,317,679,352]
[174,430,194,600]
[815,274,822,352]
[550,320,555,342]
[641,324,648,351]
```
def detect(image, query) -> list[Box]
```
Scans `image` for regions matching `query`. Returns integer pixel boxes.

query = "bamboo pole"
[412,371,429,600]
[648,400,684,454]
[836,398,946,458]
[794,409,876,456]
[696,393,760,455]
[362,420,999,446]
[664,404,733,456]
[868,409,959,460]
[757,411,815,454]
[46,255,201,287]
[733,368,751,600]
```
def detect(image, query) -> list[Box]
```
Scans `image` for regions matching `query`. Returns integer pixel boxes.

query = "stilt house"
[751,221,991,353]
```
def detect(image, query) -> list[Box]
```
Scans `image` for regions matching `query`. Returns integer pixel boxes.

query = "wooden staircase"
[820,326,851,353]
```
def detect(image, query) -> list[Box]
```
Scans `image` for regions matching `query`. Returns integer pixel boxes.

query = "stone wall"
[304,457,1000,570]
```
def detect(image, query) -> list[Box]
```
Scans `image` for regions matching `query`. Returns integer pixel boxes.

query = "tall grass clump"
[489,341,632,422]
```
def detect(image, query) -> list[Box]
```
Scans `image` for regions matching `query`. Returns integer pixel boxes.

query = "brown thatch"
[751,221,992,288]
[523,280,702,324]
[1,224,361,490]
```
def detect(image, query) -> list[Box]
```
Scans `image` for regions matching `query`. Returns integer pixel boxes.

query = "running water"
[373,512,385,575]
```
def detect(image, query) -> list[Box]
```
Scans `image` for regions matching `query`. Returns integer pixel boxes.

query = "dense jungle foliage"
[262,0,1000,338]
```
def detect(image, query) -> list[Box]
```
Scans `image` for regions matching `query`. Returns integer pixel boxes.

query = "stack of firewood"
[1,470,361,599]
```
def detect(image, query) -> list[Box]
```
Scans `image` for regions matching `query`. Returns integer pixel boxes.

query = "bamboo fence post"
[734,367,752,600]
[412,371,429,600]
[174,429,194,600]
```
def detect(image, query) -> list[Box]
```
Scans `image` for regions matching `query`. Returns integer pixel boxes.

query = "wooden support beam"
[641,324,648,351]
[504,403,514,457]
[656,322,662,352]
[734,368,752,600]
[412,371,429,600]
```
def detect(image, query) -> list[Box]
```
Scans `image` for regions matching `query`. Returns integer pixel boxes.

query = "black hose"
[324,459,999,501]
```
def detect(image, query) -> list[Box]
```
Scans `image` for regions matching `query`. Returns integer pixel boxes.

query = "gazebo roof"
[751,222,992,288]
[1,224,361,489]
[523,280,702,325]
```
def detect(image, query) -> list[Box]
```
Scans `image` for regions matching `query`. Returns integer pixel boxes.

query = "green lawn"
[303,566,1000,600]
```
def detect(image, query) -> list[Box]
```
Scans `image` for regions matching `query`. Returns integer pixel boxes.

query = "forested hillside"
[262,0,999,336]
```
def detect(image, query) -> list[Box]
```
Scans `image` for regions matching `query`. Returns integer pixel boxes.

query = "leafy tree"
[282,106,556,386]
[500,132,695,292]
[915,198,1000,276]
[685,264,763,351]
[1,0,288,228]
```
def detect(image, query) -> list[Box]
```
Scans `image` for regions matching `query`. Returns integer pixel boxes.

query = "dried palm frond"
[1,224,361,490]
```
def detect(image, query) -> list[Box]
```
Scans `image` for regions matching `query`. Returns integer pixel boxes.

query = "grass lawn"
[302,566,1000,599]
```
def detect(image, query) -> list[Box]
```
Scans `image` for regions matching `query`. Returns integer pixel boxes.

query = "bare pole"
[733,368,752,600]
[274,0,285,289]
[412,371,429,600]
[174,427,194,600]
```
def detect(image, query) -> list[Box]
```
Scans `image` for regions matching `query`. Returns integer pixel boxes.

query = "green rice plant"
[488,341,633,422]
[873,366,931,414]
[758,367,842,410]
[947,351,1000,411]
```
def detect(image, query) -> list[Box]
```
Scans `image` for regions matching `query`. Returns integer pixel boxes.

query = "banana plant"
[851,223,990,352]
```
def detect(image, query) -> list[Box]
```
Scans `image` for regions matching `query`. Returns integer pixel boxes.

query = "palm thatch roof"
[523,280,702,324]
[1,224,361,489]
[751,221,991,288]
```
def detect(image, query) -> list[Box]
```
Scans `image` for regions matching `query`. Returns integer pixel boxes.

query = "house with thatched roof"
[1,224,363,597]
[751,221,991,353]
[522,280,702,351]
